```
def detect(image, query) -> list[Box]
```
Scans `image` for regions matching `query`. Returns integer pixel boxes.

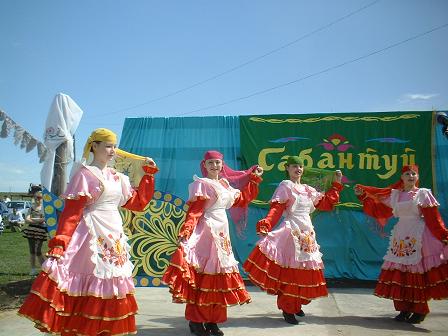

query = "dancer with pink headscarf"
[163,150,263,336]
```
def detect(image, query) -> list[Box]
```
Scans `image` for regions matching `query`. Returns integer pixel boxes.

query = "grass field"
[0,229,47,287]
[0,229,50,309]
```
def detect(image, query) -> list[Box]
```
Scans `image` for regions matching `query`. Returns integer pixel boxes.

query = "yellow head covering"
[82,128,117,160]
[82,128,147,162]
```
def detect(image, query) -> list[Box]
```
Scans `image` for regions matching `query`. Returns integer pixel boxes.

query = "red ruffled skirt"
[18,272,138,335]
[162,247,251,307]
[243,246,328,300]
[375,227,448,303]
[374,263,448,303]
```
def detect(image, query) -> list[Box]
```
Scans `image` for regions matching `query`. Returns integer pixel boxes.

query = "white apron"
[194,176,240,268]
[82,166,133,279]
[383,189,425,265]
[283,182,323,263]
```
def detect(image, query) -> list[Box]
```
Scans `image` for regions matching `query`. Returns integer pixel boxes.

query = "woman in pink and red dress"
[355,164,448,324]
[19,128,158,335]
[243,155,343,325]
[163,150,263,336]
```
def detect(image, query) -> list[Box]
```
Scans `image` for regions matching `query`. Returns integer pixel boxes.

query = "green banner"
[240,111,434,210]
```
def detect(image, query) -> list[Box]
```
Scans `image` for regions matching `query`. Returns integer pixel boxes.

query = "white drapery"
[40,93,83,192]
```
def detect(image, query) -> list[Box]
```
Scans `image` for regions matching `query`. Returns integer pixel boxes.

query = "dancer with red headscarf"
[162,150,263,336]
[355,164,448,324]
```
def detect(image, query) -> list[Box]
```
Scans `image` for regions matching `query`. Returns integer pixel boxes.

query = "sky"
[0,0,447,192]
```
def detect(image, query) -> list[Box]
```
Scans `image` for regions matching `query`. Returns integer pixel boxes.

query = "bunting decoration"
[0,109,48,162]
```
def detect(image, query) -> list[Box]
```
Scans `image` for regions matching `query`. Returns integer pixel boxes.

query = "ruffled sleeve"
[417,188,447,242]
[306,185,325,205]
[118,173,135,206]
[63,167,102,203]
[270,181,292,204]
[187,177,214,203]
[416,188,440,208]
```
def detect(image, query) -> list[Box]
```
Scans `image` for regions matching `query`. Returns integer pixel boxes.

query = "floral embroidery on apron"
[83,166,133,279]
[283,181,322,262]
[193,176,240,268]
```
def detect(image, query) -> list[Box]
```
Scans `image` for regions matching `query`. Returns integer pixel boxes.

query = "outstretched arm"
[122,165,158,211]
[233,173,263,207]
[315,182,344,211]
[354,185,393,226]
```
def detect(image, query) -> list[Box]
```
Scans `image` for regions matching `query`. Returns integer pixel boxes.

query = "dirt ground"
[0,279,33,311]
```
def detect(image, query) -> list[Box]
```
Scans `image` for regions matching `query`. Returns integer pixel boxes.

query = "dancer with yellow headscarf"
[19,128,158,335]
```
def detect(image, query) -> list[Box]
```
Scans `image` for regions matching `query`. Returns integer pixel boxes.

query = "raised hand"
[254,165,264,176]
[145,157,156,167]
[334,170,343,183]
[353,185,364,196]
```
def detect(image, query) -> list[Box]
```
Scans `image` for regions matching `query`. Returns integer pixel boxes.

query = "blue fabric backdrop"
[119,113,447,281]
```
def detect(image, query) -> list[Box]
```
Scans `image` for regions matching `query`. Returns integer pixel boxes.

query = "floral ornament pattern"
[97,233,128,267]
[292,229,317,253]
[390,236,417,257]
[121,191,187,280]
[317,133,354,152]
[219,232,232,255]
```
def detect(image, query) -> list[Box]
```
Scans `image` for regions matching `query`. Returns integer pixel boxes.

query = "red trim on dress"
[162,248,251,308]
[243,246,328,300]
[18,272,137,335]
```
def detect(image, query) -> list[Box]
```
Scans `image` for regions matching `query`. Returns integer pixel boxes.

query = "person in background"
[0,197,7,218]
[0,197,7,235]
[0,214,4,235]
[22,191,47,276]
[8,207,25,232]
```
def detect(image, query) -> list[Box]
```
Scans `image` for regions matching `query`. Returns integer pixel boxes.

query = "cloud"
[0,162,39,192]
[0,163,26,175]
[403,93,439,101]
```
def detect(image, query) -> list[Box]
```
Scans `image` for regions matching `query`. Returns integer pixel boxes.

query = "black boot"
[295,309,305,317]
[282,311,299,325]
[394,311,411,322]
[189,321,209,336]
[204,323,224,336]
[407,313,426,324]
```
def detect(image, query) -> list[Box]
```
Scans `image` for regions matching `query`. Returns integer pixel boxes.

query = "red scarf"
[356,165,419,226]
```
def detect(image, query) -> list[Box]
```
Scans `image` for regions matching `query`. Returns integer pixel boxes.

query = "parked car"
[6,200,32,219]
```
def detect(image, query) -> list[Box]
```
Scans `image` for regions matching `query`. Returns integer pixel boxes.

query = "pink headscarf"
[201,150,257,190]
[201,150,257,238]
